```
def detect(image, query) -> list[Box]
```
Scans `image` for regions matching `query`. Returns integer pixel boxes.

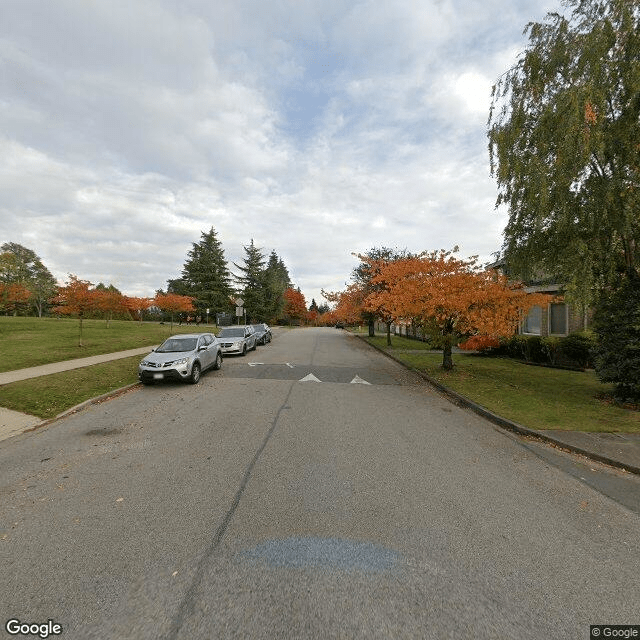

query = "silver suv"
[217,325,257,356]
[138,333,222,385]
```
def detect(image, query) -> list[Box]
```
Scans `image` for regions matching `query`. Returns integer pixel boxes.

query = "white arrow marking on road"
[350,375,371,385]
[247,363,264,367]
[299,373,322,382]
[285,363,294,368]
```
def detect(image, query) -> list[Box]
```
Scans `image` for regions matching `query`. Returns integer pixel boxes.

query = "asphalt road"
[1,327,639,639]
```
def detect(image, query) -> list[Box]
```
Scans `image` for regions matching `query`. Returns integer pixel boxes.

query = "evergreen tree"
[180,227,232,318]
[593,273,640,401]
[309,298,319,312]
[166,278,190,296]
[263,251,292,322]
[233,239,267,322]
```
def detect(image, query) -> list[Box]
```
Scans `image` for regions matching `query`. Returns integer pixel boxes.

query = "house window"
[523,305,542,335]
[549,303,568,335]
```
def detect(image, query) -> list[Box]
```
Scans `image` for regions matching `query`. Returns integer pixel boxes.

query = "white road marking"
[299,373,322,383]
[350,375,371,385]
[247,362,295,368]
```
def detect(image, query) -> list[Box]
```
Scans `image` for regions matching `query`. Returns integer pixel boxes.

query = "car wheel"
[241,344,247,356]
[213,352,222,370]
[189,362,201,384]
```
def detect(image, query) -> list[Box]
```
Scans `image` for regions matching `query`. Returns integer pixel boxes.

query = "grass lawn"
[0,317,217,372]
[363,336,640,434]
[348,329,434,350]
[0,356,141,419]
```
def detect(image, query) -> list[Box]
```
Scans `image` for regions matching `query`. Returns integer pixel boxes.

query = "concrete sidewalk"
[0,346,155,441]
[0,346,155,385]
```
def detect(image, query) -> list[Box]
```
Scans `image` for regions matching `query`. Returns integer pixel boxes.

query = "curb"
[354,333,640,476]
[21,382,142,434]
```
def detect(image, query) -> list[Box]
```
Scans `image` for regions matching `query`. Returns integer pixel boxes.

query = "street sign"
[235,298,244,307]
[236,306,243,316]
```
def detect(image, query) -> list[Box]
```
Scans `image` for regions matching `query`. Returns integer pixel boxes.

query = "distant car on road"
[217,325,257,356]
[251,323,272,345]
[335,321,345,329]
[138,333,222,385]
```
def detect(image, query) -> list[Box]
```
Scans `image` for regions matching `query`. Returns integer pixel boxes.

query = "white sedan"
[217,325,258,356]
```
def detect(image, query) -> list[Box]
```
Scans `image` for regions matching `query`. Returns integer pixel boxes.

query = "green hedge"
[495,331,597,369]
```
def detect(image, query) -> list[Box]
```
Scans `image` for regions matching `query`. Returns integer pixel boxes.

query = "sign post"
[235,298,244,324]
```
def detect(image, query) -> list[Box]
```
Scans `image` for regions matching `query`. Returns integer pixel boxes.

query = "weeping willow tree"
[488,0,640,303]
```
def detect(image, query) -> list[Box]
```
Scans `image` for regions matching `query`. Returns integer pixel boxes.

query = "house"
[488,258,592,338]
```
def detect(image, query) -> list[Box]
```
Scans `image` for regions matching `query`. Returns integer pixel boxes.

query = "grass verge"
[363,336,640,433]
[0,356,141,419]
[0,317,217,372]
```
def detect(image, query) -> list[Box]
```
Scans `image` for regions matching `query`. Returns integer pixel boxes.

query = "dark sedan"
[251,323,272,345]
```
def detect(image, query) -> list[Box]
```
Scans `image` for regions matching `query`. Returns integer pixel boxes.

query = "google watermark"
[5,619,62,638]
[591,626,640,639]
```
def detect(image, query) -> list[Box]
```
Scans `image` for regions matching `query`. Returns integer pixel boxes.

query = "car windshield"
[218,328,244,338]
[157,337,198,353]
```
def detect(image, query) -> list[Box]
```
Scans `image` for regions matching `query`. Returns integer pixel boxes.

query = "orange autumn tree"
[354,250,416,345]
[0,282,32,315]
[321,283,366,326]
[283,287,307,325]
[124,296,153,323]
[153,292,195,332]
[367,250,549,370]
[94,287,127,328]
[51,275,99,346]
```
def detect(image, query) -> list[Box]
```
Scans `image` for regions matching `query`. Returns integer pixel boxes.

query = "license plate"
[153,373,164,380]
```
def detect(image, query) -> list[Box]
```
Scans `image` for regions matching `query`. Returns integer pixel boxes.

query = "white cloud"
[0,0,562,306]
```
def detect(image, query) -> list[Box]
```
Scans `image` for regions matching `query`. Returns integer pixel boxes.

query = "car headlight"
[233,341,242,347]
[174,358,189,365]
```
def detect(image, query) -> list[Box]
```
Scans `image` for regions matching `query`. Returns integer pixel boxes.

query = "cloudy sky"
[0,0,561,306]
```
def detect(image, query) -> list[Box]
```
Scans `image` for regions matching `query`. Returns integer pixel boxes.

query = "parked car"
[217,325,257,356]
[335,321,345,329]
[251,323,272,345]
[138,333,222,385]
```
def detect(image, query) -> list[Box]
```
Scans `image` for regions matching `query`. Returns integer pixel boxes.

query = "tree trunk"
[442,332,453,370]
[368,318,375,337]
[386,322,392,346]
[78,316,84,347]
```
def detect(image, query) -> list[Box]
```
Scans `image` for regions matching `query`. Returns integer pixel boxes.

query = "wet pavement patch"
[84,428,123,437]
[241,536,400,573]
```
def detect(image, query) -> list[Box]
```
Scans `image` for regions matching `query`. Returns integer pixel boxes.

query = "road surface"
[1,327,638,639]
